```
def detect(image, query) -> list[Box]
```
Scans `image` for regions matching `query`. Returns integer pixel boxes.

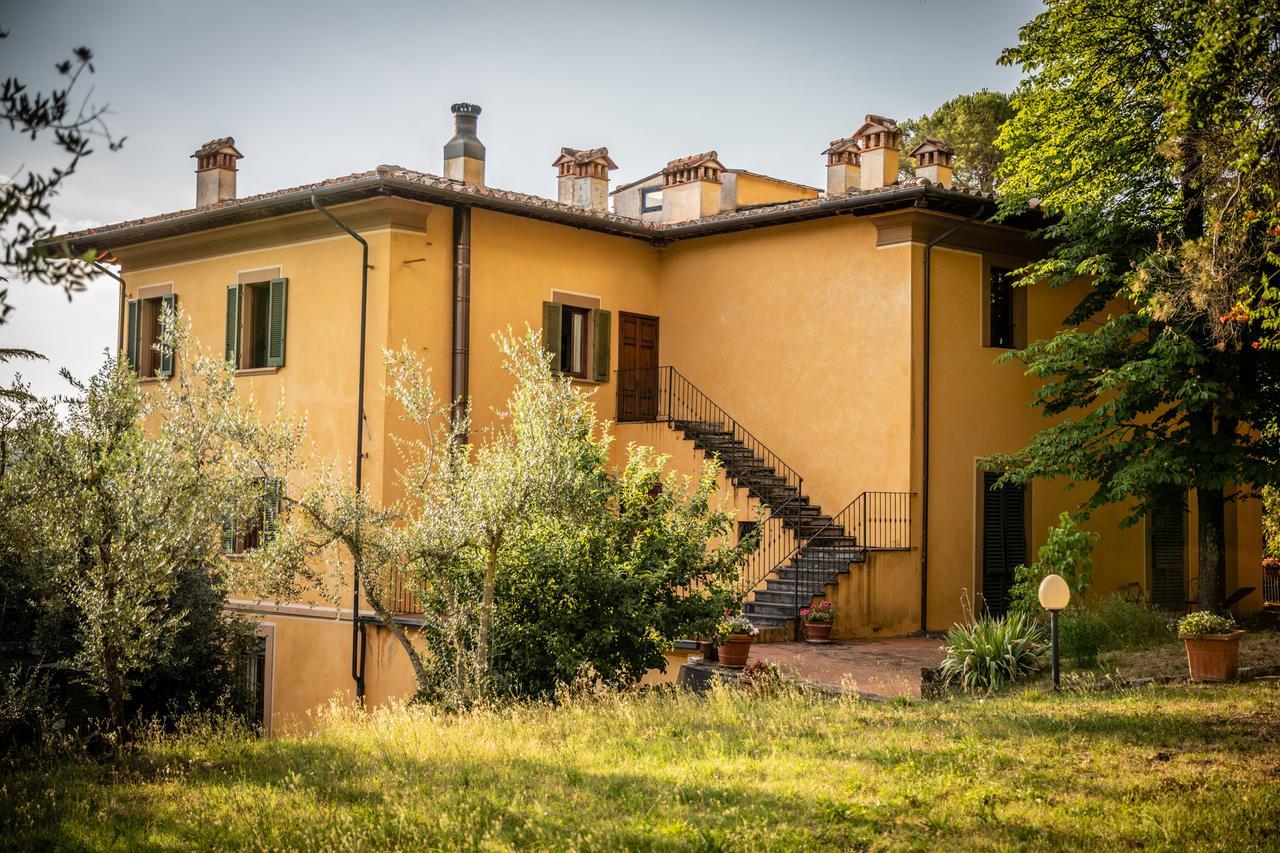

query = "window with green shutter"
[126,299,141,373]
[543,299,611,382]
[226,278,288,370]
[542,301,563,371]
[126,293,177,378]
[221,477,283,555]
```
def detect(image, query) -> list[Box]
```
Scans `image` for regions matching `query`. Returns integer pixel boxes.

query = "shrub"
[1178,611,1237,636]
[1091,594,1173,650]
[1008,513,1098,618]
[1059,607,1107,667]
[939,613,1046,694]
[740,660,785,694]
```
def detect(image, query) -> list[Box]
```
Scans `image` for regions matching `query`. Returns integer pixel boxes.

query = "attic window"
[640,187,663,213]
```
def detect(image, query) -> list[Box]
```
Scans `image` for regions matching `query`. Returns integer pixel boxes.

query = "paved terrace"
[749,638,947,699]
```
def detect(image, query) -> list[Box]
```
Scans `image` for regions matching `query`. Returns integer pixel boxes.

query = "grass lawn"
[3,683,1280,850]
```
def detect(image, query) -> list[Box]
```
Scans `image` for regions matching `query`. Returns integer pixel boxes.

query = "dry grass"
[1103,629,1280,680]
[2,682,1279,850]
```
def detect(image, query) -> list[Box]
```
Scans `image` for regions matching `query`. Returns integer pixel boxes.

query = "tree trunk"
[478,539,497,671]
[1196,485,1227,612]
[103,637,127,731]
[362,574,431,696]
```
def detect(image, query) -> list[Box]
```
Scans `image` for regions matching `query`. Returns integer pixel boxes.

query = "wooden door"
[981,471,1027,617]
[618,313,659,422]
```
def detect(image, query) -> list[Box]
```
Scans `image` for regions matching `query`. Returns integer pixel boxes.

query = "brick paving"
[749,637,947,699]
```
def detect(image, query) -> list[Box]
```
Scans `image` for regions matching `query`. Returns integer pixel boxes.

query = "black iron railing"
[616,366,805,506]
[774,491,913,638]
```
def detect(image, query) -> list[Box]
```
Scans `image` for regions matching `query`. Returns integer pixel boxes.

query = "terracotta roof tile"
[51,166,1000,248]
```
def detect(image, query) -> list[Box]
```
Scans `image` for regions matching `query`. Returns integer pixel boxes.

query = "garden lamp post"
[1038,574,1070,691]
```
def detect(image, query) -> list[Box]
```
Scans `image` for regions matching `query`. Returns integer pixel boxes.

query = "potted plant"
[714,613,758,668]
[1177,610,1245,682]
[799,600,835,643]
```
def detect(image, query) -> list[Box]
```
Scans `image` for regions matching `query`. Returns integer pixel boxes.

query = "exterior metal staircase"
[619,366,911,638]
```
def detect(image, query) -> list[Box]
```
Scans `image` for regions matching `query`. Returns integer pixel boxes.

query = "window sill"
[235,367,280,377]
[568,376,606,387]
[137,375,172,385]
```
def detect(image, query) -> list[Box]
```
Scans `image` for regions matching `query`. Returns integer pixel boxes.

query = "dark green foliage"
[939,613,1046,693]
[899,90,1014,193]
[491,450,749,699]
[986,0,1280,609]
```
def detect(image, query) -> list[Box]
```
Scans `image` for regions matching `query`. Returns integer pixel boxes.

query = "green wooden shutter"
[266,278,288,368]
[156,294,177,378]
[542,301,563,371]
[260,478,281,546]
[592,309,611,382]
[125,299,141,373]
[220,516,236,555]
[224,285,242,365]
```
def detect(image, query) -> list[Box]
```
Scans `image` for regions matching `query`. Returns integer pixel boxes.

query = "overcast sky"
[1,0,1039,398]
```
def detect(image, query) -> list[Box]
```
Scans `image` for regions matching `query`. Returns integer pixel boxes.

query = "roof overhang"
[40,175,1039,257]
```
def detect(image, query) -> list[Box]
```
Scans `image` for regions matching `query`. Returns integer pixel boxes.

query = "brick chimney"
[552,147,618,212]
[851,115,900,191]
[660,151,724,222]
[191,137,243,207]
[909,137,955,189]
[823,136,861,196]
[444,103,485,185]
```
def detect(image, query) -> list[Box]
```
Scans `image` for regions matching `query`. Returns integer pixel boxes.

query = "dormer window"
[640,187,663,213]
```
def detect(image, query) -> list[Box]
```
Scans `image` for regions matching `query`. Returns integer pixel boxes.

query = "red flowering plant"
[799,600,835,624]
[1263,556,1280,573]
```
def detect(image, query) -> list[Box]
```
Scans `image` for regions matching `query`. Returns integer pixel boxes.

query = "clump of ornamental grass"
[939,612,1046,694]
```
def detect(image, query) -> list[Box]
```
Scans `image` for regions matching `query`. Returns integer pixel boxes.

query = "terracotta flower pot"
[803,621,833,643]
[716,634,753,668]
[1180,630,1245,681]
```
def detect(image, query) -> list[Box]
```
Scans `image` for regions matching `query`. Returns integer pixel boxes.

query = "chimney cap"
[191,137,243,160]
[908,137,955,157]
[551,147,618,170]
[451,102,482,116]
[823,135,860,156]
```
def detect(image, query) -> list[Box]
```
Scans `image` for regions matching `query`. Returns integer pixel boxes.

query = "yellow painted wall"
[656,216,915,515]
[730,173,820,207]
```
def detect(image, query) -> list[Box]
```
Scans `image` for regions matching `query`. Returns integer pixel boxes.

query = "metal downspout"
[90,260,126,354]
[451,205,472,440]
[920,206,982,634]
[311,194,369,704]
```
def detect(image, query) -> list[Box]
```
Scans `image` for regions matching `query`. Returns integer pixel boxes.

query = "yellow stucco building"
[55,107,1265,732]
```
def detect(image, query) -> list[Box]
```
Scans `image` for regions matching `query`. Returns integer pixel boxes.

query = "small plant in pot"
[714,613,758,668]
[1177,611,1245,682]
[800,600,835,643]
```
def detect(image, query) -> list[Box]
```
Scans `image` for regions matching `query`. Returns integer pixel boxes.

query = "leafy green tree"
[493,444,749,699]
[899,90,1013,193]
[986,0,1280,610]
[0,315,299,729]
[279,330,750,707]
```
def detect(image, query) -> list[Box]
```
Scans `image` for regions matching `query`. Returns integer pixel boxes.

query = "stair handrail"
[755,490,913,639]
[660,366,806,504]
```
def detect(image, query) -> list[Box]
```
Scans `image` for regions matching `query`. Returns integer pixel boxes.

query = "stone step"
[745,600,803,620]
